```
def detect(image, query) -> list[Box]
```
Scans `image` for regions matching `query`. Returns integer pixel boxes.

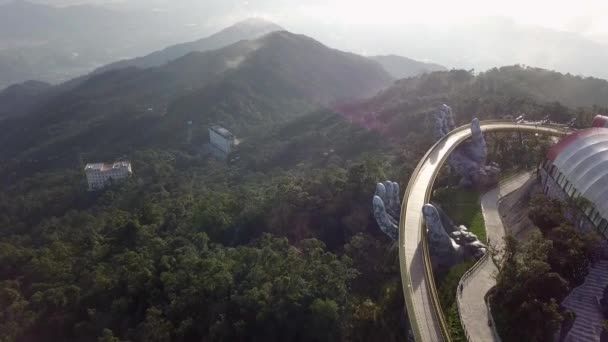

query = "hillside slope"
[336,66,608,139]
[2,53,608,342]
[0,80,51,118]
[169,31,393,128]
[94,18,284,74]
[371,55,447,79]
[0,19,283,119]
[0,31,392,176]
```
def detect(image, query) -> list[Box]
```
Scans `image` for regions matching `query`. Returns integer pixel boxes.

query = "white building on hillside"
[85,161,132,191]
[209,125,236,156]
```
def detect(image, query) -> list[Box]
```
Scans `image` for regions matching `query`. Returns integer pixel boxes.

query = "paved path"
[399,121,567,342]
[457,173,532,342]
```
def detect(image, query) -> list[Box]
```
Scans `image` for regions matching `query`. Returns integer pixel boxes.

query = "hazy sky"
[11,0,608,78]
[53,0,605,38]
[241,0,608,36]
[28,0,608,38]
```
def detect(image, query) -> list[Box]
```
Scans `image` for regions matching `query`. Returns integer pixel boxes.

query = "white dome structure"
[543,128,608,233]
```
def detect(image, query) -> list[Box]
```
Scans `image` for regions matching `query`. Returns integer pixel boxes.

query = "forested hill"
[0,30,393,180]
[2,42,608,341]
[370,55,447,79]
[335,66,608,140]
[93,18,284,75]
[476,66,608,108]
[0,80,51,118]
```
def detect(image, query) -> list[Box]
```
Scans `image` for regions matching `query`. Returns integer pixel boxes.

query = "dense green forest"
[0,149,408,341]
[491,194,600,341]
[1,52,608,341]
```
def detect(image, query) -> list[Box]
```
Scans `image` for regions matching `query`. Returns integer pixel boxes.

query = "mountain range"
[3,7,608,342]
[370,55,447,79]
[3,16,608,181]
[93,18,285,74]
[0,29,393,178]
[0,1,443,91]
[0,0,453,92]
[0,0,221,89]
[0,17,450,119]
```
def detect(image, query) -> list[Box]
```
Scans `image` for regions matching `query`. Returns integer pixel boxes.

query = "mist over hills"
[3,17,608,172]
[370,55,447,79]
[3,0,608,88]
[0,80,51,117]
[0,18,284,117]
[335,66,608,145]
[0,0,219,89]
[0,30,392,174]
[3,0,608,93]
[94,18,284,74]
[317,17,608,81]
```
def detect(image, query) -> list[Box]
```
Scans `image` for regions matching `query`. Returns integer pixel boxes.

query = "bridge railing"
[455,252,490,342]
[399,121,568,342]
[400,122,478,341]
[485,294,502,342]
[455,172,539,342]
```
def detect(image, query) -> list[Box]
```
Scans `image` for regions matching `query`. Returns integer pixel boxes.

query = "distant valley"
[0,0,229,89]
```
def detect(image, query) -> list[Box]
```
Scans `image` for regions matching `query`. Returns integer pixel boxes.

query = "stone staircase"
[562,260,608,342]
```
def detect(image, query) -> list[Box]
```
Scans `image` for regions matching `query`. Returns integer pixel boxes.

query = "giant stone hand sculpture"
[434,104,456,139]
[434,105,501,188]
[422,203,487,272]
[423,204,464,271]
[373,181,487,274]
[372,181,400,241]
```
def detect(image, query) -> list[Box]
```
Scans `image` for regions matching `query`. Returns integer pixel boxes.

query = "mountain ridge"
[370,55,447,79]
[0,19,285,119]
[0,30,393,174]
[93,18,284,74]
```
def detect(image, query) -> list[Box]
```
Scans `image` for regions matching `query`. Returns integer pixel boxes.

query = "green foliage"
[529,194,566,231]
[492,226,598,342]
[0,143,404,341]
[437,261,475,342]
[0,282,37,342]
[485,132,555,173]
[474,65,608,109]
[563,310,576,323]
[438,261,476,314]
[433,188,486,242]
[2,53,608,342]
[138,307,173,342]
[446,304,467,342]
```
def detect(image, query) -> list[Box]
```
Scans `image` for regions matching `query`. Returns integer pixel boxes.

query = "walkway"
[457,172,532,342]
[399,121,567,342]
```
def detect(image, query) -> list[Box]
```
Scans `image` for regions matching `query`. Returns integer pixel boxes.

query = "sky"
[10,0,608,78]
[255,0,608,35]
[25,0,608,38]
[208,0,608,76]
[76,0,608,38]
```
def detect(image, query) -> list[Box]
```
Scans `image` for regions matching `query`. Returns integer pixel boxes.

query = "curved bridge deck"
[399,121,568,341]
